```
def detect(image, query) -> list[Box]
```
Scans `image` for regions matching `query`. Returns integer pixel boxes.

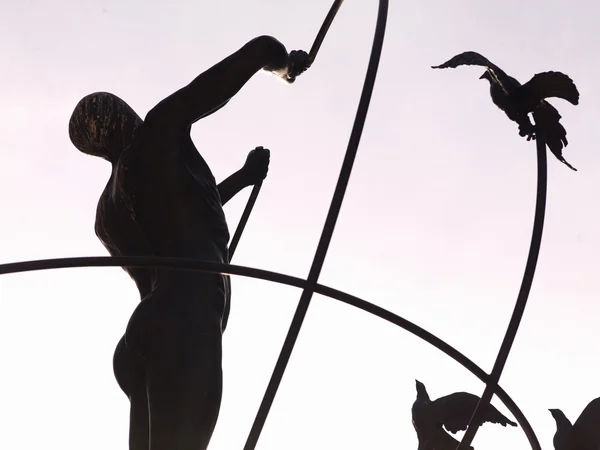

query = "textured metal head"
[68,92,143,163]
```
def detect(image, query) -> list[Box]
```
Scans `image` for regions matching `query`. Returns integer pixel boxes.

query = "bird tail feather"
[533,102,577,171]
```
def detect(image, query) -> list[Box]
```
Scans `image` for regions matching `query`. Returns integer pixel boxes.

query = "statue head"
[68,92,143,163]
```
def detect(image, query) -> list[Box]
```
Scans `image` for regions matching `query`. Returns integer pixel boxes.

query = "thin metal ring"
[0,255,540,449]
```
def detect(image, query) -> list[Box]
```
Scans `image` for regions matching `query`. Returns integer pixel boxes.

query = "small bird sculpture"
[550,396,600,450]
[412,380,517,450]
[432,51,580,171]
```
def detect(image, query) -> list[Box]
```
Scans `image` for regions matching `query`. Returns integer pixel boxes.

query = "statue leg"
[113,336,150,450]
[144,324,223,450]
[123,286,224,450]
[144,36,288,131]
[129,378,150,450]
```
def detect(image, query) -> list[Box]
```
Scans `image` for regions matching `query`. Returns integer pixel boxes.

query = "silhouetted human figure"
[69,35,310,450]
[412,380,516,450]
[550,397,600,450]
[432,51,580,171]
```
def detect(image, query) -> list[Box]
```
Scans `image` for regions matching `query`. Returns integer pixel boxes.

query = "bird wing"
[431,51,515,95]
[571,397,600,450]
[431,428,474,450]
[434,392,517,434]
[431,50,498,70]
[532,101,577,171]
[520,72,580,108]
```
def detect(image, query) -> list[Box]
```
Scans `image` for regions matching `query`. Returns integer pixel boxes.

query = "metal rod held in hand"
[229,182,263,260]
[308,0,345,64]
[230,1,344,257]
[229,1,344,257]
[229,2,344,259]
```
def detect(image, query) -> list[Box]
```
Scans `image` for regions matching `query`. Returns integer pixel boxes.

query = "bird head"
[549,408,571,426]
[479,70,492,82]
[549,409,564,419]
[415,380,431,402]
[549,409,573,450]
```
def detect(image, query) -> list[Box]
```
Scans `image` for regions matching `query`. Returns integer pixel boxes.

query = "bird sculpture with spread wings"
[550,397,600,450]
[432,51,580,171]
[412,380,517,450]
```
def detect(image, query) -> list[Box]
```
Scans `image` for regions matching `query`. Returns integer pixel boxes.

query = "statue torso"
[95,123,230,298]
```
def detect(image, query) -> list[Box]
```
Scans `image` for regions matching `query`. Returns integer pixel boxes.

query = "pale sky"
[1,1,599,449]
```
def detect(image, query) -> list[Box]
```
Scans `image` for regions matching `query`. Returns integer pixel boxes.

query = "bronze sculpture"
[432,51,580,170]
[412,380,517,450]
[69,35,310,450]
[550,398,600,450]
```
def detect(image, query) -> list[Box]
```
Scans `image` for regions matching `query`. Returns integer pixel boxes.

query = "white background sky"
[1,1,599,449]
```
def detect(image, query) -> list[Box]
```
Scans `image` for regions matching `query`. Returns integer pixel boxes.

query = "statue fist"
[285,50,311,83]
[242,146,270,185]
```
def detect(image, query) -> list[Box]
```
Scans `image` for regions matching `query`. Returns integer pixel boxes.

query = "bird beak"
[479,73,486,80]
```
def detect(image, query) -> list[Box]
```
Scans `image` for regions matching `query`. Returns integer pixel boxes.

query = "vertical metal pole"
[229,183,262,260]
[457,136,548,450]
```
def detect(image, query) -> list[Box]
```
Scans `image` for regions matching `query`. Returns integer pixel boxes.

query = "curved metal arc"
[317,284,542,450]
[242,1,389,448]
[0,254,540,450]
[0,7,546,449]
[308,0,345,64]
[457,136,548,450]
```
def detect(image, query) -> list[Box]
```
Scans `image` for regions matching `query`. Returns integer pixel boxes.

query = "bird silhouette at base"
[412,380,517,450]
[550,396,600,450]
[432,51,580,171]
